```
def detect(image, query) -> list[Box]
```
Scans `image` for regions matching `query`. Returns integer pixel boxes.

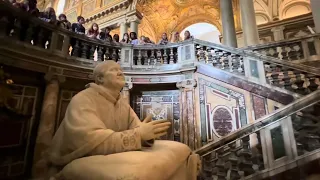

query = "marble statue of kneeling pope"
[46,60,201,180]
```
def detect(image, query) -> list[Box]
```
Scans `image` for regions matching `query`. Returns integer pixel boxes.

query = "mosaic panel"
[132,90,180,141]
[199,78,247,144]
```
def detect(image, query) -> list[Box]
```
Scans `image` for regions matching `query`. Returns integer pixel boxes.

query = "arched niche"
[255,12,271,25]
[280,0,311,19]
[178,22,221,44]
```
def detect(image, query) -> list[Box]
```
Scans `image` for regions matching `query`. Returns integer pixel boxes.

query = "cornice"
[84,0,132,23]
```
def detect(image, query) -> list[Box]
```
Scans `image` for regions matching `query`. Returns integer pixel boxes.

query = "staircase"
[195,91,320,180]
[1,1,320,179]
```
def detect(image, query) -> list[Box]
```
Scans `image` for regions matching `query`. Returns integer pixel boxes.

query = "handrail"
[193,38,320,76]
[245,50,320,76]
[194,90,320,155]
[244,33,320,50]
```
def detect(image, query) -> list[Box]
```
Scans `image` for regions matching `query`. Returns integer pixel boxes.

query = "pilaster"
[271,26,285,41]
[176,79,198,150]
[32,73,65,178]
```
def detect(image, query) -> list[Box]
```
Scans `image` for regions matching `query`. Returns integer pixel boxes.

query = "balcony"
[1,1,320,94]
[1,1,320,179]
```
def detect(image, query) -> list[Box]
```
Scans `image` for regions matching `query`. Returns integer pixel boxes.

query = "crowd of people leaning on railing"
[4,0,194,46]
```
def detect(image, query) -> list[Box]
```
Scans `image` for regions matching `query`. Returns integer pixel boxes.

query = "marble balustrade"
[195,90,320,180]
[0,0,320,96]
[244,34,320,63]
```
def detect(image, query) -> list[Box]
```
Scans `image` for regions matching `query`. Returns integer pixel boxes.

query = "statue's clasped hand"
[138,115,171,141]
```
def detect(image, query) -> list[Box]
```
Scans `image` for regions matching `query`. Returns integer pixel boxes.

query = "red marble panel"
[252,94,267,120]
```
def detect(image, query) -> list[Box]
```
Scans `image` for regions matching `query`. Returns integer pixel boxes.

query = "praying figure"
[46,60,200,180]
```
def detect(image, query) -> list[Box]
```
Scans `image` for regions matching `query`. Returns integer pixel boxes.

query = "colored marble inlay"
[132,90,180,141]
[213,108,233,137]
[199,78,247,144]
[252,94,266,120]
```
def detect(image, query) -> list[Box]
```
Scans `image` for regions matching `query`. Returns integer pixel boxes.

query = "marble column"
[119,22,128,40]
[130,20,139,35]
[240,0,266,84]
[240,0,260,46]
[220,0,238,47]
[311,0,320,33]
[121,82,132,105]
[32,74,65,178]
[271,26,285,41]
[176,79,198,150]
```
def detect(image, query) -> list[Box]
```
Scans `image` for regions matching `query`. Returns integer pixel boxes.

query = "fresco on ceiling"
[103,0,117,6]
[66,10,77,23]
[68,0,80,8]
[82,0,95,16]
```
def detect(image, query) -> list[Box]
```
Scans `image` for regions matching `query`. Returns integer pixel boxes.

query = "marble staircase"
[1,1,320,179]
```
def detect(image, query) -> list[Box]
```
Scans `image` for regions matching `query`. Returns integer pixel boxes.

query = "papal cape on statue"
[45,60,200,180]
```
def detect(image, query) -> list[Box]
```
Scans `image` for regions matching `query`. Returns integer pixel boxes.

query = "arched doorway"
[180,23,221,44]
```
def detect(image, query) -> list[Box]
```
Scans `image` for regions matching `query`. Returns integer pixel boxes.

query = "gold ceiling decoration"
[137,0,222,42]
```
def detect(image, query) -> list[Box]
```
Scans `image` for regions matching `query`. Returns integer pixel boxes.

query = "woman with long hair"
[113,34,120,42]
[184,30,193,41]
[171,32,181,43]
[158,32,169,45]
[87,23,99,39]
[120,33,130,43]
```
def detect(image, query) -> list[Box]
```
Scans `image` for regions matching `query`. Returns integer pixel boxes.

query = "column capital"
[44,72,66,84]
[271,26,285,32]
[117,19,128,27]
[128,16,141,24]
[176,79,197,89]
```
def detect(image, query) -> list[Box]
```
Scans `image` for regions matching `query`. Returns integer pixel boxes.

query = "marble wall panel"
[132,90,180,141]
[195,73,284,145]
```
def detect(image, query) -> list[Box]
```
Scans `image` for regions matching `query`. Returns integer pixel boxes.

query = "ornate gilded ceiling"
[39,0,311,42]
[136,0,226,41]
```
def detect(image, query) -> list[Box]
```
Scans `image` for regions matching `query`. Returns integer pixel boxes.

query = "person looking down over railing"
[184,30,193,41]
[98,27,112,42]
[71,16,85,34]
[86,23,99,39]
[57,14,71,30]
[113,34,119,42]
[120,33,130,44]
[130,32,139,45]
[158,32,169,45]
[171,32,181,43]
[39,7,56,23]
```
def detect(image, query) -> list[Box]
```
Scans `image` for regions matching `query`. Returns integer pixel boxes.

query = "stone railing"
[1,0,320,94]
[245,34,320,63]
[195,90,320,180]
[193,39,320,95]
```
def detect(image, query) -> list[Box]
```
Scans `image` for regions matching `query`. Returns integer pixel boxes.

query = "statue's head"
[93,61,125,91]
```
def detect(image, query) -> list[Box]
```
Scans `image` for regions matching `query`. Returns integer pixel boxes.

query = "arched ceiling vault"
[41,0,312,42]
[137,0,223,42]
